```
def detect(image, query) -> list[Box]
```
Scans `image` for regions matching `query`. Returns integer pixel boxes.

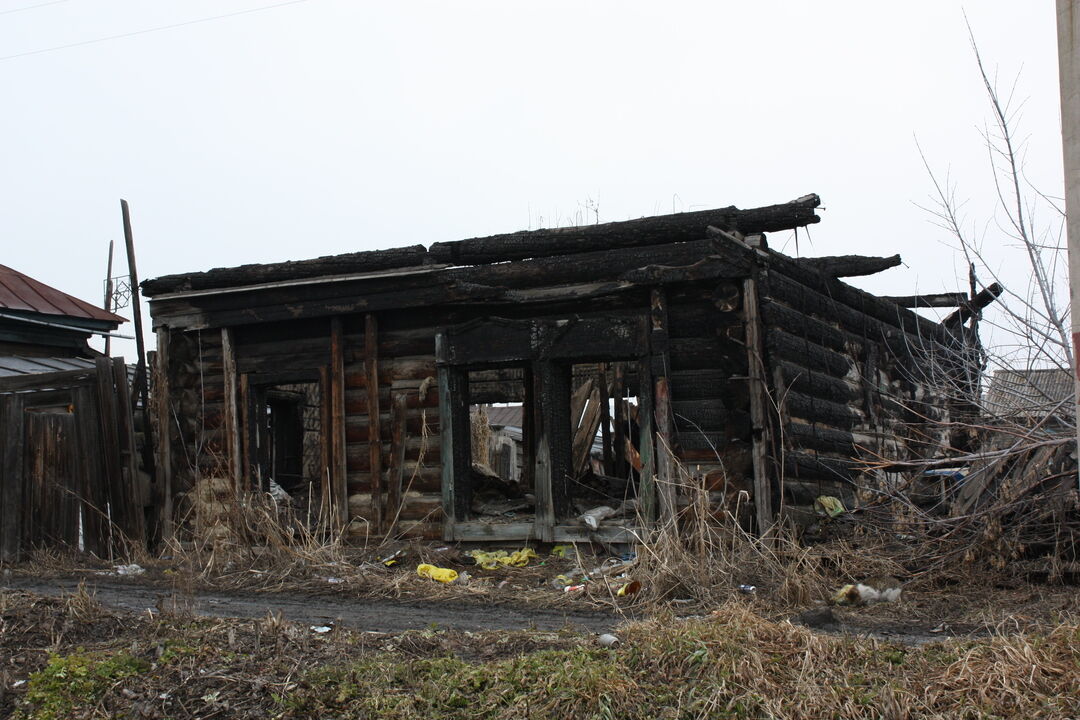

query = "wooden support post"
[650,288,677,525]
[521,365,535,490]
[154,328,173,544]
[598,363,613,475]
[318,366,332,525]
[239,373,253,490]
[437,359,469,541]
[637,356,656,526]
[537,361,572,533]
[612,363,627,479]
[221,328,242,494]
[743,275,775,535]
[362,314,382,533]
[111,357,145,544]
[385,392,408,535]
[331,318,349,529]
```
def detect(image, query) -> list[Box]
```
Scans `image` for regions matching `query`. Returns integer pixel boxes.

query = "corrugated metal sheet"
[0,356,96,377]
[0,264,125,324]
[983,368,1075,417]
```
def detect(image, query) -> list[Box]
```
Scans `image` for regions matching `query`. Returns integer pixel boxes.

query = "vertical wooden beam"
[598,363,613,475]
[112,357,145,545]
[436,353,469,541]
[154,327,173,544]
[239,372,253,490]
[612,363,627,479]
[650,288,677,525]
[331,318,349,529]
[120,200,154,479]
[221,328,242,494]
[743,274,775,535]
[318,366,332,525]
[362,314,382,534]
[0,395,24,561]
[637,356,656,526]
[385,392,408,535]
[521,365,535,490]
[536,360,571,534]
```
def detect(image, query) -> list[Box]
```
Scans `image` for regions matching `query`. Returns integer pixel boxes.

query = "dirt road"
[2,575,621,634]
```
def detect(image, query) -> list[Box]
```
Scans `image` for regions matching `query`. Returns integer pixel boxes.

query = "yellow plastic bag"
[467,547,539,570]
[814,495,846,518]
[416,564,458,583]
[551,544,573,558]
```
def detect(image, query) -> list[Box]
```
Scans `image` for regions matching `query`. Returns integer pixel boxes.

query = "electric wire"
[0,0,312,62]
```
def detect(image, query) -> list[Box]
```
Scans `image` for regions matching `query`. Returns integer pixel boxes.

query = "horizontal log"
[796,254,901,278]
[143,245,432,296]
[765,328,852,377]
[781,389,862,428]
[429,195,820,265]
[882,292,969,309]
[775,361,859,403]
[786,421,857,455]
[782,451,858,483]
[760,299,854,355]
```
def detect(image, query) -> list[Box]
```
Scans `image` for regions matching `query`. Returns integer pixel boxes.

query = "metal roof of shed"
[0,355,96,377]
[0,264,125,324]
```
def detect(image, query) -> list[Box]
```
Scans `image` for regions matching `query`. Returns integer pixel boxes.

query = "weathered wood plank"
[331,317,349,528]
[743,274,774,535]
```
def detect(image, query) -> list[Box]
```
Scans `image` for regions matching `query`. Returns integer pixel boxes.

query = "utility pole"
[1057,1,1080,484]
[102,240,114,357]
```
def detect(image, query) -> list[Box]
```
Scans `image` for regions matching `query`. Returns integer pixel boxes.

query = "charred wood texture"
[882,292,969,308]
[796,254,901,278]
[944,282,1005,326]
[142,245,431,296]
[428,195,820,264]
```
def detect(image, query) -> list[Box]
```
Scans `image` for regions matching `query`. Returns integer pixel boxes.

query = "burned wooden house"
[142,194,969,543]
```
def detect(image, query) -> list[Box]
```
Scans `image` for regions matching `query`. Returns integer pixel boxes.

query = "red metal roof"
[0,264,125,324]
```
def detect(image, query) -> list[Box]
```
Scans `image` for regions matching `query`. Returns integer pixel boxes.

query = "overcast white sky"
[0,1,1066,361]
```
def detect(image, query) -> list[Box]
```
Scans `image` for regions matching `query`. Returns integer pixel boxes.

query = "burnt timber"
[143,193,974,542]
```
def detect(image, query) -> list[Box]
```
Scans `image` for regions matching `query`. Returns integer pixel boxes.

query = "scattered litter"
[12,679,25,688]
[267,479,291,503]
[563,584,585,593]
[381,550,405,567]
[324,577,344,584]
[616,580,641,597]
[416,564,459,583]
[434,546,450,552]
[597,633,620,647]
[814,495,846,518]
[579,505,617,530]
[455,571,471,585]
[551,544,574,558]
[115,564,145,576]
[466,547,538,570]
[309,625,332,634]
[737,584,757,595]
[831,576,902,606]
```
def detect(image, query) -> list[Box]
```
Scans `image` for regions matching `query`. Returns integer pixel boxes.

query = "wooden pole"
[102,240,114,357]
[364,314,383,533]
[743,274,775,535]
[120,200,155,479]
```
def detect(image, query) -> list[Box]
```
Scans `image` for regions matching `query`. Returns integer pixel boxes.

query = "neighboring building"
[0,264,125,359]
[983,367,1075,425]
[142,194,977,543]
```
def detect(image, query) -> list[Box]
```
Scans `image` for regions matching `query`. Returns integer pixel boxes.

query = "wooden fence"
[0,357,145,561]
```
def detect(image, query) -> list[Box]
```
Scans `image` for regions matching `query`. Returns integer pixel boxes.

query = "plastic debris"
[563,584,586,593]
[325,577,344,584]
[416,564,459,583]
[579,505,617,531]
[831,577,902,606]
[310,625,332,634]
[267,480,291,503]
[115,564,145,576]
[466,547,538,570]
[616,580,642,597]
[814,495,846,518]
[551,544,574,558]
[597,633,620,647]
[738,584,757,595]
[381,550,405,567]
